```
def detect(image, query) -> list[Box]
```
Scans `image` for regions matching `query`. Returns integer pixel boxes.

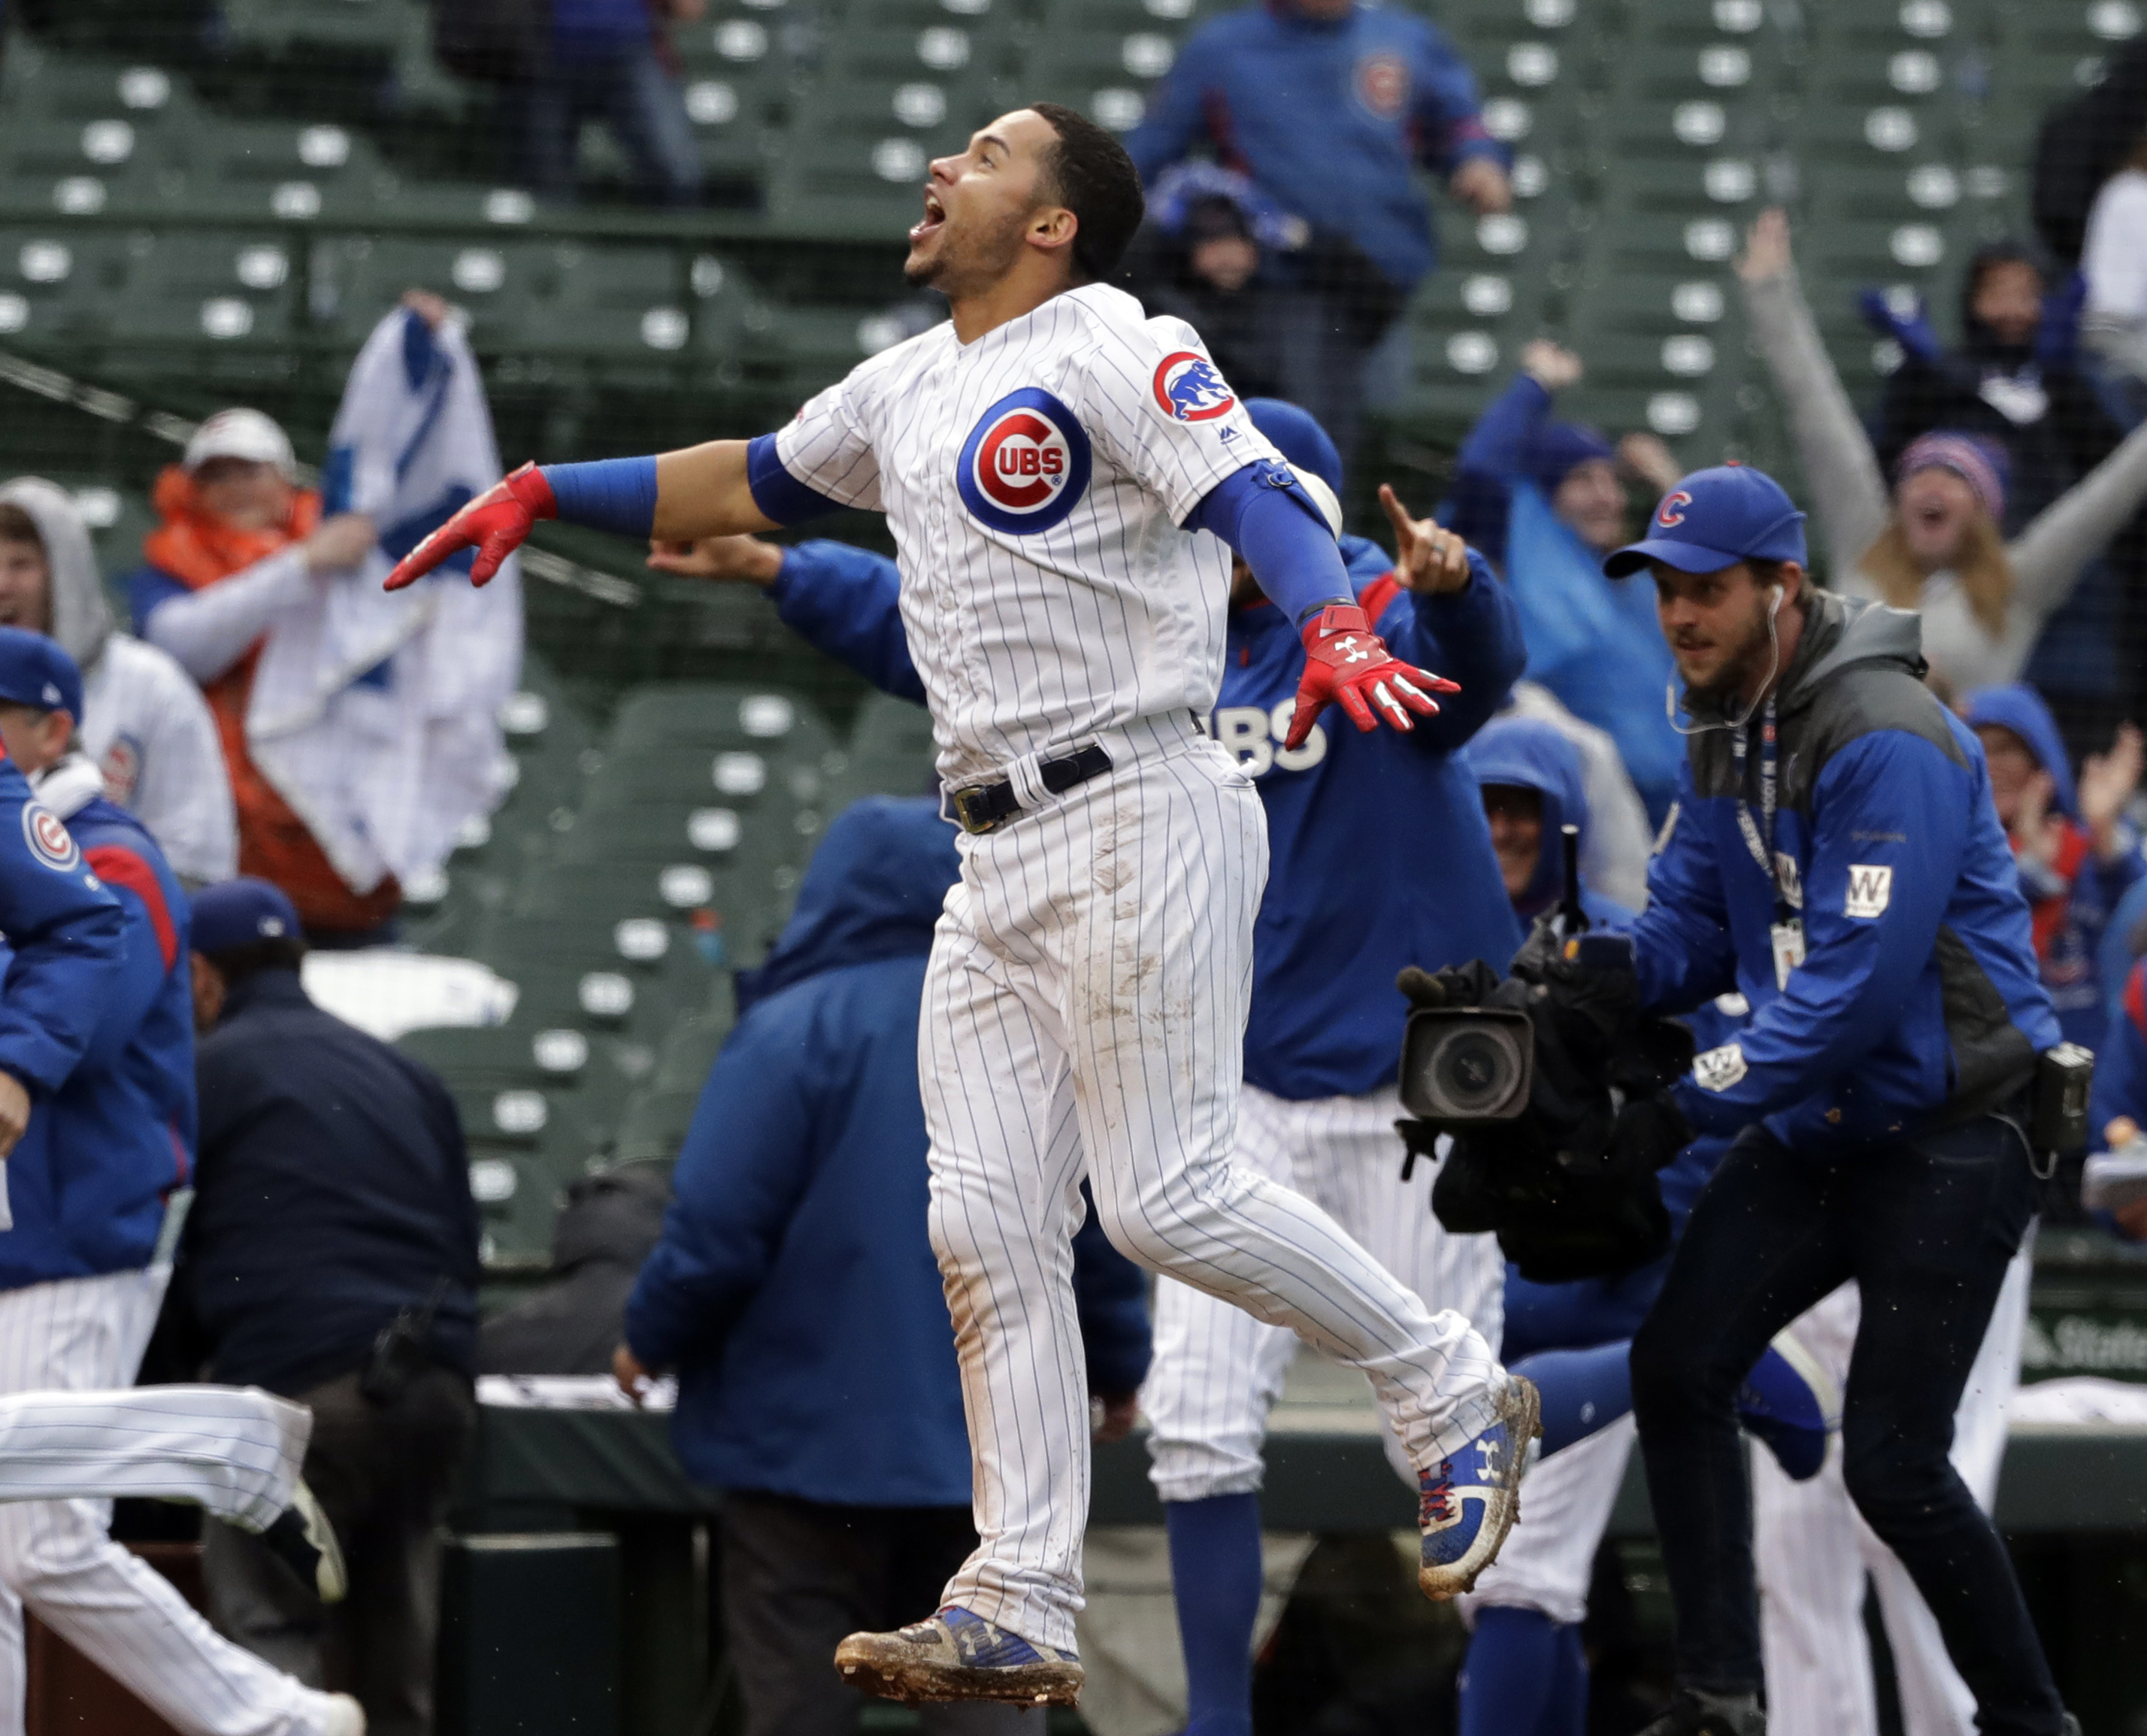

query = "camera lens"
[1432,1028,1519,1114]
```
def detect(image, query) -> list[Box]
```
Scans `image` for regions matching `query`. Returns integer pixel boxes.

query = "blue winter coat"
[1443,374,1683,826]
[2090,959,2147,1147]
[0,773,191,1290]
[624,796,1152,1507]
[757,537,1525,1101]
[1461,713,1639,932]
[1636,593,2059,1151]
[1122,1,1507,292]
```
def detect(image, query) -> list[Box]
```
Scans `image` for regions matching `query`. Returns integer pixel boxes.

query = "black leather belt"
[947,742,1114,835]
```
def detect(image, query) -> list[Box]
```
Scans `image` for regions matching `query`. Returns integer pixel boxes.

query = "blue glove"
[1856,286,1942,364]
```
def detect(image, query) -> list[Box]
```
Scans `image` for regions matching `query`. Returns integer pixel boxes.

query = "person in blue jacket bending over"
[1452,713,1828,1736]
[1569,466,2076,1736]
[1442,340,1689,827]
[1122,0,1512,461]
[613,796,1152,1736]
[2089,958,2147,1241]
[0,629,364,1736]
[650,398,1535,1736]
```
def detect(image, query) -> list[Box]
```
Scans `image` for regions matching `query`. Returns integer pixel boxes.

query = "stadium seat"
[177,117,395,220]
[828,689,938,807]
[1400,192,1570,432]
[310,234,550,347]
[607,682,837,756]
[113,230,302,344]
[0,227,129,341]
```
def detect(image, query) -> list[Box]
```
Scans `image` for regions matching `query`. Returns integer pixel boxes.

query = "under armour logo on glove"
[383,462,556,590]
[1285,603,1458,749]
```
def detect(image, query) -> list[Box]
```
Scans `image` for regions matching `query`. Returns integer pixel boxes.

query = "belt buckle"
[950,785,1001,836]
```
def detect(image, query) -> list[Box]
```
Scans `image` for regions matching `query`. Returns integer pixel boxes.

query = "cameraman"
[1594,468,2074,1736]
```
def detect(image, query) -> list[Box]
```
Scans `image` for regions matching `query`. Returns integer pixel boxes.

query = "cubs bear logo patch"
[955,388,1092,535]
[23,801,78,872]
[1151,352,1237,423]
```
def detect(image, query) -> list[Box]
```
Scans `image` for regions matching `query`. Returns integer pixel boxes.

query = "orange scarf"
[142,468,397,935]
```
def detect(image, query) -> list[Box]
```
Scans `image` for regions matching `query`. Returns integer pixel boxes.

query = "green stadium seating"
[829,689,938,807]
[310,234,549,347]
[112,230,303,344]
[0,227,129,341]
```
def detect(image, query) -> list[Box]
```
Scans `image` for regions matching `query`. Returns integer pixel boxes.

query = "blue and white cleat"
[1737,1332,1840,1483]
[1418,1374,1541,1601]
[834,1607,1083,1707]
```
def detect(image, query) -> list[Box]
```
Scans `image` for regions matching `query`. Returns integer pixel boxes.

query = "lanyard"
[1729,695,1793,924]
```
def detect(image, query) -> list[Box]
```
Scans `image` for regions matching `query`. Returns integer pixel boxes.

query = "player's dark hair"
[205,936,309,987]
[0,504,43,550]
[1030,103,1145,283]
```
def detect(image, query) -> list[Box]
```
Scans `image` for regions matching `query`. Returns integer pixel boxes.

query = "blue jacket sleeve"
[1369,549,1525,753]
[1443,374,1553,571]
[1412,20,1507,175]
[1671,732,1970,1136]
[1632,765,1740,1017]
[622,1001,820,1372]
[71,843,177,1072]
[2090,962,2147,1145]
[1072,1189,1152,1396]
[0,774,128,1095]
[1122,25,1213,183]
[767,542,927,705]
[128,564,191,637]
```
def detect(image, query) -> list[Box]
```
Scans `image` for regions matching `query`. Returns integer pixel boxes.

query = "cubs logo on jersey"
[955,387,1092,535]
[1152,352,1237,423]
[1355,52,1410,119]
[23,801,78,872]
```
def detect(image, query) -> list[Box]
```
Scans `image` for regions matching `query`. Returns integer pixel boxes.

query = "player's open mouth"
[912,189,946,241]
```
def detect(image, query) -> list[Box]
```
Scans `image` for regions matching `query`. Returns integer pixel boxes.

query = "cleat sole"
[834,1634,1083,1707]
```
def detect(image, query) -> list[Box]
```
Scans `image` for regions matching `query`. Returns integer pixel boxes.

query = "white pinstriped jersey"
[771,282,1285,786]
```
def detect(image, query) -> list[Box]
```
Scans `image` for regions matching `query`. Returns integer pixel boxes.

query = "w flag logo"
[1844,863,1893,919]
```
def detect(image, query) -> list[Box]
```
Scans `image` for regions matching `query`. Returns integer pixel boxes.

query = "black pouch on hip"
[359,1280,447,1406]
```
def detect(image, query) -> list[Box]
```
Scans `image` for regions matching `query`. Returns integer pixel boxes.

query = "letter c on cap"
[1657,489,1693,529]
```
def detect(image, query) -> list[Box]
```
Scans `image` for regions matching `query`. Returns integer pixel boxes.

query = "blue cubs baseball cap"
[0,627,82,722]
[1603,463,1807,578]
[190,877,302,956]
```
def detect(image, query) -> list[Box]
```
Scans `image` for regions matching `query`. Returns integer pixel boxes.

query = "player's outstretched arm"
[384,440,778,590]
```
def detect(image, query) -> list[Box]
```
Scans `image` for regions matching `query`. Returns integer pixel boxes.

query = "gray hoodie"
[0,479,235,883]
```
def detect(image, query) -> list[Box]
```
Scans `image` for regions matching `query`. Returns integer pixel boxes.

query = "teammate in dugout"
[0,629,362,1736]
[642,394,1534,1736]
[1558,468,2076,1736]
[383,103,1540,1710]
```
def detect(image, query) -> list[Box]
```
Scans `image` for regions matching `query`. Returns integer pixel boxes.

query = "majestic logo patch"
[1355,51,1410,117]
[1693,1042,1748,1093]
[22,801,77,872]
[1656,489,1694,528]
[955,388,1092,535]
[1845,863,1894,919]
[1152,351,1237,423]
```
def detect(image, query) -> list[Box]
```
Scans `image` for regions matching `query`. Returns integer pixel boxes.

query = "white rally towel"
[246,307,523,895]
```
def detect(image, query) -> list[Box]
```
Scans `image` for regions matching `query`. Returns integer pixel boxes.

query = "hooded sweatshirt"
[625,796,1152,1504]
[1461,713,1637,932]
[0,480,235,885]
[1961,682,2145,1048]
[1743,262,2147,698]
[1637,591,2058,1149]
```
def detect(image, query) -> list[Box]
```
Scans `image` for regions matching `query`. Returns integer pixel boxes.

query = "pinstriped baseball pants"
[919,726,1505,1653]
[1754,1246,2033,1736]
[0,1268,341,1736]
[1143,1086,1506,1503]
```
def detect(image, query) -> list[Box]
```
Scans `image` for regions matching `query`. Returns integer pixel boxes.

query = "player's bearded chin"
[905,203,1031,292]
[1682,598,1773,707]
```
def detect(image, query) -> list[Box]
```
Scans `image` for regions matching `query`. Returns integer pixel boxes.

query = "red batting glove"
[1284,603,1459,750]
[382,462,556,591]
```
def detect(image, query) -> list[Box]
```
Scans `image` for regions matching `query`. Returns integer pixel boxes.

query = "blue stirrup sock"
[539,456,659,538]
[1164,1493,1262,1736]
[1459,1606,1588,1736]
[1512,1341,1634,1456]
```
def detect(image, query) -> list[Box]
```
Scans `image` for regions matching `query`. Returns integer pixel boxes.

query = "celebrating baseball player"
[386,104,1539,1710]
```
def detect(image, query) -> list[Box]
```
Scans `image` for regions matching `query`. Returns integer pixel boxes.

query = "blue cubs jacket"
[1634,593,2059,1150]
[760,536,1525,1101]
[625,798,1152,1506]
[0,756,192,1290]
[2089,959,2147,1144]
[1123,1,1507,291]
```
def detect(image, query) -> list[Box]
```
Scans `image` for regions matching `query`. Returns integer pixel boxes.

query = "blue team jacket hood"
[1464,714,1591,917]
[734,796,958,1014]
[1961,683,2077,817]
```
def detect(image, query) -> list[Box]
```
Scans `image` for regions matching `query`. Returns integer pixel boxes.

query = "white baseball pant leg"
[1755,1244,2033,1736]
[0,1268,344,1736]
[1145,1090,1506,1501]
[921,727,1506,1653]
[0,1386,308,1531]
[1458,1416,1637,1627]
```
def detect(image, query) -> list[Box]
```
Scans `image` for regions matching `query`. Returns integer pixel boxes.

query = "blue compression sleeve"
[541,457,659,538]
[1164,1494,1261,1736]
[746,432,844,526]
[1187,461,1352,625]
[1511,1342,1633,1456]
